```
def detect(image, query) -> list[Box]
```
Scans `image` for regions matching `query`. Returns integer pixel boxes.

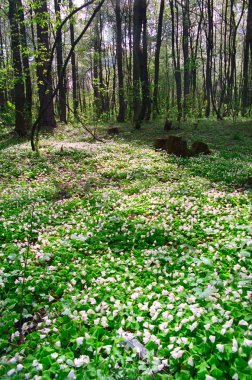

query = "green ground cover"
[0,121,252,379]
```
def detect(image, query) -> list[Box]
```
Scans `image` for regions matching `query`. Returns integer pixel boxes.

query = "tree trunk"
[182,0,190,118]
[205,0,213,118]
[35,0,57,130]
[115,0,126,122]
[133,0,142,127]
[16,0,32,126]
[69,0,78,117]
[153,0,164,117]
[54,0,67,123]
[139,0,151,121]
[170,0,182,121]
[242,0,252,114]
[8,0,28,136]
[0,21,6,108]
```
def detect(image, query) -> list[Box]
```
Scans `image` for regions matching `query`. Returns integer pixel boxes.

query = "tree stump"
[107,126,119,135]
[154,135,189,157]
[247,176,252,187]
[191,141,211,156]
[164,119,172,131]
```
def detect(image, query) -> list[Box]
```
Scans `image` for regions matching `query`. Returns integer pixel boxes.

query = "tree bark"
[133,0,142,127]
[139,0,151,121]
[69,0,78,117]
[35,0,57,130]
[8,0,28,136]
[170,0,182,121]
[182,0,190,118]
[0,21,6,108]
[242,0,252,114]
[16,0,32,126]
[115,0,126,122]
[153,0,165,116]
[205,0,213,118]
[54,0,67,123]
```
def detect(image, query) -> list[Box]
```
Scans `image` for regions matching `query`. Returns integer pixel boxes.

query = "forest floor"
[0,120,252,379]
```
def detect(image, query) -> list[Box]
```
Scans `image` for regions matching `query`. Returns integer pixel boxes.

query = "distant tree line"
[0,0,251,137]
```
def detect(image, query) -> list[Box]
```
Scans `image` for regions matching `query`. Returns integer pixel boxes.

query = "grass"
[0,119,252,379]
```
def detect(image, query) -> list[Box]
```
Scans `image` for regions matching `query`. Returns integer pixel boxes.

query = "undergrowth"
[0,120,251,379]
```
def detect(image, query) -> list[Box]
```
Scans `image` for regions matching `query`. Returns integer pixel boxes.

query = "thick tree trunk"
[153,0,164,116]
[8,0,28,136]
[35,0,56,130]
[115,0,126,122]
[54,0,67,123]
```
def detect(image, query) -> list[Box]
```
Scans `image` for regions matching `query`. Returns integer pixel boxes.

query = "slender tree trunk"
[69,0,78,116]
[133,0,142,128]
[170,0,182,121]
[16,0,32,126]
[93,16,101,117]
[140,0,151,121]
[115,0,126,122]
[0,21,6,108]
[8,0,28,136]
[242,0,252,114]
[35,0,56,130]
[182,0,190,118]
[54,0,67,123]
[153,0,164,116]
[205,0,213,118]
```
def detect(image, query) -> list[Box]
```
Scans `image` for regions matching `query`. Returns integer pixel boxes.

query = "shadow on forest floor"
[107,118,252,189]
[0,119,252,192]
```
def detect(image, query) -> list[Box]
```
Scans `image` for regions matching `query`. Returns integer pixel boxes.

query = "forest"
[0,0,252,379]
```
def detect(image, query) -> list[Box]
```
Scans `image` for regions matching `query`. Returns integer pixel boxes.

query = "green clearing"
[0,121,252,379]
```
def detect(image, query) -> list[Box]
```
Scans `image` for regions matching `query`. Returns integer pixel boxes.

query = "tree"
[114,0,126,122]
[182,0,190,118]
[8,0,28,136]
[69,0,78,117]
[34,0,57,130]
[54,0,67,123]
[153,0,165,116]
[242,0,252,114]
[17,0,32,126]
[170,0,182,121]
[133,0,150,128]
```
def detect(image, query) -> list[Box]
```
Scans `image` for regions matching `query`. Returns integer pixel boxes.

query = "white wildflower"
[232,338,238,353]
[243,339,252,347]
[187,356,194,366]
[239,320,248,326]
[76,337,84,345]
[209,335,216,343]
[216,344,224,353]
[68,369,76,379]
[16,364,24,371]
[7,369,15,376]
[171,347,184,359]
[74,355,90,367]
